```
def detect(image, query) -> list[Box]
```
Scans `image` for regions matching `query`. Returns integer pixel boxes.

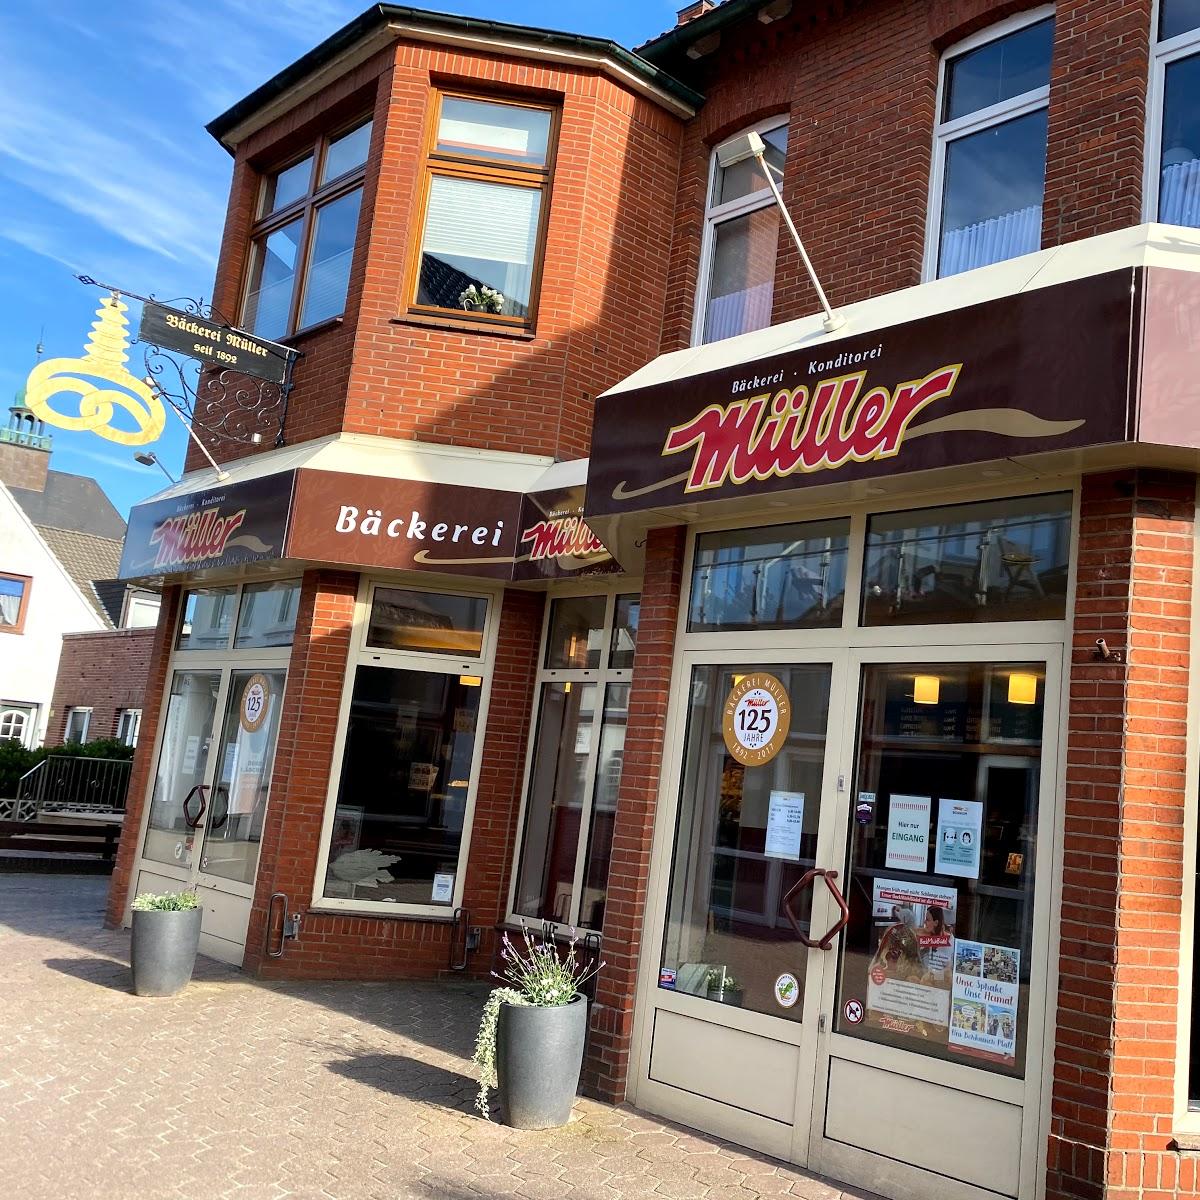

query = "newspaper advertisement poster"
[865,878,957,1036]
[884,794,931,870]
[934,798,983,878]
[948,940,1020,1066]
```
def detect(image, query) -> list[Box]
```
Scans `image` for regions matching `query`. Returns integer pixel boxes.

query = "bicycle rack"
[267,892,301,958]
[449,907,480,971]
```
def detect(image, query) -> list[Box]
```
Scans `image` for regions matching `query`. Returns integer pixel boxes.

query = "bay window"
[927,10,1053,278]
[510,590,639,930]
[1150,1,1200,226]
[695,120,788,345]
[410,92,556,329]
[242,116,372,340]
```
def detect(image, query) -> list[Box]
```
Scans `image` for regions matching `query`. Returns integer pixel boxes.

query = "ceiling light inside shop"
[459,675,482,687]
[1008,672,1038,705]
[913,674,940,705]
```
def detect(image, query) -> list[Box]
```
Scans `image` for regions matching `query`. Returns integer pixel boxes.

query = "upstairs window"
[1151,2,1200,225]
[928,11,1054,278]
[410,92,557,330]
[695,120,788,344]
[242,117,372,340]
[0,573,31,634]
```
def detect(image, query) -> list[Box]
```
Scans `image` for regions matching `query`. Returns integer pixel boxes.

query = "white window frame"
[922,5,1056,281]
[116,708,142,747]
[310,575,503,918]
[0,704,35,748]
[1144,0,1200,222]
[691,115,789,347]
[64,707,92,743]
[506,582,640,933]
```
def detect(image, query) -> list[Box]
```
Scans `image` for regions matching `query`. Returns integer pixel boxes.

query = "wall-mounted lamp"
[715,130,844,333]
[913,674,940,705]
[1007,673,1038,705]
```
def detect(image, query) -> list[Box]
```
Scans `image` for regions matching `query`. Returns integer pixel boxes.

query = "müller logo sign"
[150,507,247,568]
[520,514,606,561]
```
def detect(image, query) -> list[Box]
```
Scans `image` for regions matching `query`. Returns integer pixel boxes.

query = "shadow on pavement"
[43,955,134,994]
[325,1050,478,1115]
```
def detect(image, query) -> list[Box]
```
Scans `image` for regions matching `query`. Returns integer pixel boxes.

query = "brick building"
[106,3,1200,1198]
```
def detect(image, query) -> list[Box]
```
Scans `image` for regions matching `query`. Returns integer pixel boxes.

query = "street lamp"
[715,130,845,333]
[133,450,178,484]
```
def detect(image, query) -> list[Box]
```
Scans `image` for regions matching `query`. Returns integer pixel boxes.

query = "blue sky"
[0,1,675,519]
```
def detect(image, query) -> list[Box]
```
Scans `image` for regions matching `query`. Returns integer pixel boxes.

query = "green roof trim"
[206,3,703,148]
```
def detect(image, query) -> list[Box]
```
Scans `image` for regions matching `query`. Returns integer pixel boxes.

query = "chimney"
[676,1,716,25]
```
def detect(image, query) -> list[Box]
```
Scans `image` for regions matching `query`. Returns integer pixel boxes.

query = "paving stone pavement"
[0,874,884,1200]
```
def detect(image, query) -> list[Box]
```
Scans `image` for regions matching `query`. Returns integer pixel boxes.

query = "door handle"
[209,785,230,831]
[782,867,851,950]
[182,784,209,829]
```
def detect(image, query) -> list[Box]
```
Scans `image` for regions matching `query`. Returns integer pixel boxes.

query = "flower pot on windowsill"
[495,992,587,1129]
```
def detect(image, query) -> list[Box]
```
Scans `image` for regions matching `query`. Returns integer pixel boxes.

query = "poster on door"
[884,794,931,870]
[948,941,1020,1066]
[934,798,983,878]
[764,791,805,860]
[865,878,957,1035]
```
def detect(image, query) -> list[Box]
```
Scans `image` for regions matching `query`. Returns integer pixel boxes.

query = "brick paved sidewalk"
[0,874,880,1200]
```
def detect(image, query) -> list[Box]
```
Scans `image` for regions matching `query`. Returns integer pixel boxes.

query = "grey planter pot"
[130,907,202,997]
[496,993,587,1129]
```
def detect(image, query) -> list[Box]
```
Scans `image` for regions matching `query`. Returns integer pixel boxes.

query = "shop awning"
[585,223,1200,567]
[118,434,618,585]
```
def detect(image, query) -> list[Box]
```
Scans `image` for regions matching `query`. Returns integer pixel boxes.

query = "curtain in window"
[1160,158,1200,227]
[939,204,1042,277]
[703,281,774,343]
[0,591,20,625]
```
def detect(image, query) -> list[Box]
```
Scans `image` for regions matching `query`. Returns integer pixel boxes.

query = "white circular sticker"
[774,972,800,1008]
[844,998,864,1025]
[722,673,792,766]
[240,673,270,733]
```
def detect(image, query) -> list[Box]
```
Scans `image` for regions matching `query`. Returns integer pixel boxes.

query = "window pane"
[702,207,779,343]
[436,97,551,167]
[263,154,313,215]
[513,682,596,922]
[834,662,1044,1078]
[323,666,480,905]
[1160,53,1200,226]
[690,518,850,632]
[861,493,1071,626]
[178,587,237,650]
[610,594,640,670]
[299,188,362,328]
[937,109,1046,277]
[714,124,788,205]
[243,220,303,340]
[418,176,541,318]
[366,587,487,656]
[322,119,372,184]
[579,682,629,931]
[544,594,607,669]
[662,664,831,1020]
[0,576,26,627]
[944,18,1054,121]
[1162,0,1200,41]
[234,580,301,648]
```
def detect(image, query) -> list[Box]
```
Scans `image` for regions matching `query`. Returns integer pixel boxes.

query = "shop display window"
[366,587,487,656]
[234,580,301,648]
[929,12,1053,278]
[861,492,1070,626]
[833,662,1044,1077]
[1153,2,1200,226]
[322,667,481,906]
[660,663,831,1020]
[689,518,849,633]
[696,120,787,345]
[511,590,637,930]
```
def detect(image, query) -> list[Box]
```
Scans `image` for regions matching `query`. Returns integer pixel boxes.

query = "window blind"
[422,176,540,265]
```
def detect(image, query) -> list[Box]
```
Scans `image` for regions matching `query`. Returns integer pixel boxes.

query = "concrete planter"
[496,993,587,1129]
[130,907,202,997]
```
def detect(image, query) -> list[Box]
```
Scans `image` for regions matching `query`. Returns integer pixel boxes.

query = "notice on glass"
[431,873,455,903]
[764,791,805,860]
[934,798,983,878]
[182,735,200,775]
[948,941,1019,1066]
[885,794,931,870]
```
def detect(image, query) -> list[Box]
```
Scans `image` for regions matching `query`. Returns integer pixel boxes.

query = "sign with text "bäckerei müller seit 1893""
[138,301,293,385]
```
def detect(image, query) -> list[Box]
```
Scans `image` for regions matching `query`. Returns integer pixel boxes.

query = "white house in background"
[0,395,160,749]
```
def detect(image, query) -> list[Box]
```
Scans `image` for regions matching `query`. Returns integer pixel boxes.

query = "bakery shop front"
[582,227,1200,1200]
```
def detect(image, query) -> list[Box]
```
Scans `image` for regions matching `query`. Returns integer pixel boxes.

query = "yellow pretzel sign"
[24,294,165,447]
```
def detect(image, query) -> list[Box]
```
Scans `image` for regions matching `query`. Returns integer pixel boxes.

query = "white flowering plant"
[131,890,199,912]
[471,923,604,1117]
[458,283,505,314]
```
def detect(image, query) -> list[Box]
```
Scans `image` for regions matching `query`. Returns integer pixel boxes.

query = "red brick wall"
[583,524,685,1100]
[1049,471,1196,1200]
[106,586,183,927]
[46,627,155,746]
[245,576,544,980]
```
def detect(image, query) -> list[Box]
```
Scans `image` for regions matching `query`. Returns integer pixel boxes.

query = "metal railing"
[14,756,132,818]
[0,425,52,451]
